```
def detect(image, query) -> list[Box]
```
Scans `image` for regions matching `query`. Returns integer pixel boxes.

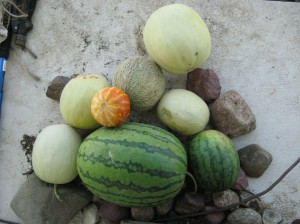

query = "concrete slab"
[0,0,299,223]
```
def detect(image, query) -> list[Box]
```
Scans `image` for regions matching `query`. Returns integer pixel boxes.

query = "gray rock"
[131,207,154,222]
[227,208,262,224]
[210,90,256,137]
[173,191,205,214]
[262,208,282,224]
[68,211,83,224]
[99,200,130,223]
[82,203,99,224]
[154,199,173,215]
[186,68,221,104]
[213,190,239,208]
[238,144,273,177]
[10,173,93,224]
[46,76,70,101]
[232,167,249,190]
[204,206,225,224]
[239,191,265,214]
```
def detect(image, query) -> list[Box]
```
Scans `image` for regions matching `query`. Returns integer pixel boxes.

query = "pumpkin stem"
[54,184,63,202]
[186,172,198,193]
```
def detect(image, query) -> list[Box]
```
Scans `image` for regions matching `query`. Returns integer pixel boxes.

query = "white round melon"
[157,89,209,136]
[32,124,82,184]
[60,74,110,129]
[143,4,211,75]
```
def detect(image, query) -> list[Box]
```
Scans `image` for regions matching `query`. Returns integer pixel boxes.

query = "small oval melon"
[112,56,165,112]
[189,130,240,192]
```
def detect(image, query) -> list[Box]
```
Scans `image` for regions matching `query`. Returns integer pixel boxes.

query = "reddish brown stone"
[186,68,221,104]
[98,200,130,223]
[232,168,249,190]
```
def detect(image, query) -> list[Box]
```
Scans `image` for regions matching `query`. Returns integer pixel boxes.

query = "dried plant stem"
[155,157,300,222]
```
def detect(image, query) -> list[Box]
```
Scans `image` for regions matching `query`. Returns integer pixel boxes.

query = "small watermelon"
[77,122,187,207]
[189,130,240,191]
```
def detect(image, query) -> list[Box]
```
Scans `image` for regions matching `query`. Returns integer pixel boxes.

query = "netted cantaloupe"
[112,56,165,112]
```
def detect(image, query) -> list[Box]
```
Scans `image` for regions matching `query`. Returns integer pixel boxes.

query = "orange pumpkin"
[91,87,130,127]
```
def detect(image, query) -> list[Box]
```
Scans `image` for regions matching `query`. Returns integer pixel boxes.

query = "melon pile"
[32,3,244,219]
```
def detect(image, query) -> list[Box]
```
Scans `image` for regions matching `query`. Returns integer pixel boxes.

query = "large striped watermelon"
[77,122,187,207]
[189,130,240,191]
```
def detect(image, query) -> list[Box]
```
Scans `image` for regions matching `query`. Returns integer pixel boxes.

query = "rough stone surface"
[262,208,282,224]
[10,173,93,224]
[67,211,83,224]
[239,191,265,214]
[204,206,225,224]
[98,200,130,223]
[213,190,240,208]
[173,191,205,214]
[82,203,99,224]
[154,199,173,216]
[232,167,249,190]
[186,68,221,104]
[131,207,154,222]
[210,90,256,137]
[238,144,273,177]
[227,208,262,224]
[46,76,70,101]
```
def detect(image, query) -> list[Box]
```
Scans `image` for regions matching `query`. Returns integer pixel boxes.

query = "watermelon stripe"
[111,122,185,153]
[85,137,186,166]
[77,151,183,178]
[82,180,182,203]
[78,167,184,193]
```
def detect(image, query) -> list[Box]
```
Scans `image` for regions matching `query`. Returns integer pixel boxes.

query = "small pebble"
[98,200,130,223]
[131,207,154,221]
[210,90,256,137]
[46,76,70,101]
[173,191,205,214]
[204,206,225,224]
[232,167,249,190]
[213,190,239,208]
[186,68,221,103]
[155,199,173,215]
[227,208,262,224]
[262,208,282,224]
[238,144,273,177]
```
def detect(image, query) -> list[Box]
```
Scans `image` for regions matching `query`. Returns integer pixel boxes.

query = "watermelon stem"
[54,184,63,202]
[186,172,198,193]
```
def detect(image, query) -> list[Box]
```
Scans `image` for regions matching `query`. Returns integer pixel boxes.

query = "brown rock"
[204,206,225,224]
[186,68,221,104]
[98,201,130,223]
[210,90,256,137]
[131,207,154,222]
[173,191,205,214]
[46,76,70,101]
[238,144,273,178]
[232,168,249,190]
